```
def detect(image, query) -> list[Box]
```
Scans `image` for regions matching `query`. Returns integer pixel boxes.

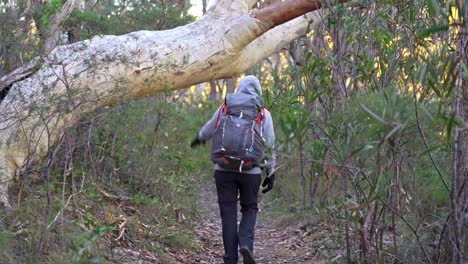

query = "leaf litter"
[104,182,344,263]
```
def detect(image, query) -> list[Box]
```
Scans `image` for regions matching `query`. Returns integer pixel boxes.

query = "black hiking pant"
[214,170,261,264]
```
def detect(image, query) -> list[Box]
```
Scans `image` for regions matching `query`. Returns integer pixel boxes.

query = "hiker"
[191,75,276,264]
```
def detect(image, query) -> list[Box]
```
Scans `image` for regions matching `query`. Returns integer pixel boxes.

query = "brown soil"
[161,182,345,264]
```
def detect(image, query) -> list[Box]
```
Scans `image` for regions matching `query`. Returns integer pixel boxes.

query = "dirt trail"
[180,182,344,264]
[115,181,343,263]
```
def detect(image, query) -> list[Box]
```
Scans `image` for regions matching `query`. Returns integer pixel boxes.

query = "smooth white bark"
[0,0,324,206]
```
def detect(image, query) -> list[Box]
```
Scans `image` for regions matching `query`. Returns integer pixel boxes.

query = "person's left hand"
[261,170,275,193]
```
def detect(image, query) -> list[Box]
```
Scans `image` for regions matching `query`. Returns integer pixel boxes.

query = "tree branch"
[44,0,80,53]
[0,0,348,207]
[254,0,347,26]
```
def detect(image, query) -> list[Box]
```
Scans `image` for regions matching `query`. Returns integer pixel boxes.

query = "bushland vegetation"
[0,0,466,263]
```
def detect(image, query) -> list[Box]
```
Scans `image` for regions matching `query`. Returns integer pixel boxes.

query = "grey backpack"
[211,93,266,172]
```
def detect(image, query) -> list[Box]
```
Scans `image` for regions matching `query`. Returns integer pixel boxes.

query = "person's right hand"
[190,136,205,148]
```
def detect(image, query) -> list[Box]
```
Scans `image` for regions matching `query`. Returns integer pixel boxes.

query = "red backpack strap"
[223,97,228,115]
[214,103,226,129]
[255,108,265,126]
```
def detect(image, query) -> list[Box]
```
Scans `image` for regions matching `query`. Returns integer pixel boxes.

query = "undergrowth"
[0,94,216,263]
[0,88,454,263]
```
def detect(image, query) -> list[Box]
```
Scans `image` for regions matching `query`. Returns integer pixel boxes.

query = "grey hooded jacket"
[197,75,276,174]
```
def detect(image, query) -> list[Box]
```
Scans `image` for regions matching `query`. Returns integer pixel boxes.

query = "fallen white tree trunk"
[0,0,331,206]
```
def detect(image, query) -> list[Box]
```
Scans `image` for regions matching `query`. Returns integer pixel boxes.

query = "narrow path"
[114,181,343,263]
[182,182,344,263]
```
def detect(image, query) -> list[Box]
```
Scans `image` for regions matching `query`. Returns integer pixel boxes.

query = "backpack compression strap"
[255,108,266,127]
[214,103,226,129]
[215,103,264,129]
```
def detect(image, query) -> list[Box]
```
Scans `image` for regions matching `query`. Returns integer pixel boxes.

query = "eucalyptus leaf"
[418,24,449,38]
[360,103,386,124]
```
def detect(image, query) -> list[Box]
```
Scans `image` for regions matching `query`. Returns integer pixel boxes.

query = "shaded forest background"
[0,0,466,263]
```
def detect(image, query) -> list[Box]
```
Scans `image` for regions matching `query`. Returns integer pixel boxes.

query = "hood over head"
[236,75,262,96]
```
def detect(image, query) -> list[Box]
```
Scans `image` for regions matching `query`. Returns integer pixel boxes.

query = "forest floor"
[157,182,346,264]
[114,184,345,264]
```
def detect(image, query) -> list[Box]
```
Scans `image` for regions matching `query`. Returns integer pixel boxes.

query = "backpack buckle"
[239,160,244,172]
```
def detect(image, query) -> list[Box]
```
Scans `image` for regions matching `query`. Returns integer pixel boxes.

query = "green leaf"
[384,123,403,141]
[418,24,449,38]
[360,103,386,124]
[418,144,444,158]
[420,105,434,121]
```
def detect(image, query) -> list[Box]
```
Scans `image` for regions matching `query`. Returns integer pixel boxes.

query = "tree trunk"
[202,0,208,14]
[31,0,80,53]
[0,0,340,207]
[44,0,80,53]
[225,77,237,93]
[452,2,467,260]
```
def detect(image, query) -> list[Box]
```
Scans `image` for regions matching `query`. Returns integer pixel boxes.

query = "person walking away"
[191,75,276,264]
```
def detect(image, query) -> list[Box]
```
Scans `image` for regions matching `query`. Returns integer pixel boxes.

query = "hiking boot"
[239,246,256,264]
